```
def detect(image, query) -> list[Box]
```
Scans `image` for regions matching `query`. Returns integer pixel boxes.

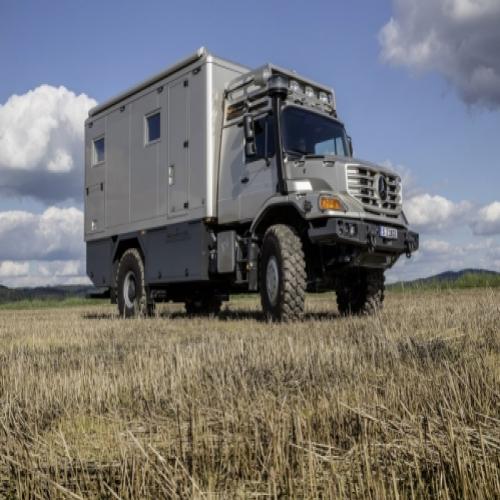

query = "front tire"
[259,225,306,322]
[336,268,385,315]
[116,248,151,318]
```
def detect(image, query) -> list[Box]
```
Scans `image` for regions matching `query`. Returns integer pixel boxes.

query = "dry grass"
[0,289,498,499]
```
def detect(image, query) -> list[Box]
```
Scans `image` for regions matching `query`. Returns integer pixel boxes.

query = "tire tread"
[336,268,385,316]
[260,224,306,322]
[116,248,149,318]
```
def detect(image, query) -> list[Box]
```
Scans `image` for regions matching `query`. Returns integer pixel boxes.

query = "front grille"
[346,164,402,217]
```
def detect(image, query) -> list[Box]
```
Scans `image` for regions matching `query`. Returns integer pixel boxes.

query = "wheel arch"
[112,235,145,265]
[250,202,308,239]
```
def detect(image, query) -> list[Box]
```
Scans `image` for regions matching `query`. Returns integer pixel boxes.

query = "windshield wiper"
[286,149,325,160]
[286,148,308,157]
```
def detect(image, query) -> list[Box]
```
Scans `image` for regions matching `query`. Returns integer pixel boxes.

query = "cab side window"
[249,116,275,162]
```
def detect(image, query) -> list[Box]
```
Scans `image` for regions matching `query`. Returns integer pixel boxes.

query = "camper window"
[93,137,105,165]
[146,111,161,144]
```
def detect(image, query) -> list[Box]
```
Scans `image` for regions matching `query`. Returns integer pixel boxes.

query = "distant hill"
[0,284,105,304]
[390,269,500,290]
[1,268,499,304]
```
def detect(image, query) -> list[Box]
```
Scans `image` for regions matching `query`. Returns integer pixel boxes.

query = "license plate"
[379,226,398,239]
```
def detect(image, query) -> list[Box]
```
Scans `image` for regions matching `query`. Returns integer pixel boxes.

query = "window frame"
[281,105,349,158]
[92,136,105,166]
[144,109,161,146]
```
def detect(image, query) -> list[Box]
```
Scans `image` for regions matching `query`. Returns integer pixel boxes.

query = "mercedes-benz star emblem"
[378,175,388,201]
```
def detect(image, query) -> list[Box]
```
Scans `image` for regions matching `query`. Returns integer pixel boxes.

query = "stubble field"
[0,289,498,499]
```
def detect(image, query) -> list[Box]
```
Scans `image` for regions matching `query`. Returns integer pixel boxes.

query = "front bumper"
[308,217,419,255]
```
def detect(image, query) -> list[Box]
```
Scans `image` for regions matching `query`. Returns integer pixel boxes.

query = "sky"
[1,0,500,286]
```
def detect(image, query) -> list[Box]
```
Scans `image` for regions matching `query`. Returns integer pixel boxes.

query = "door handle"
[241,176,249,184]
[168,164,175,186]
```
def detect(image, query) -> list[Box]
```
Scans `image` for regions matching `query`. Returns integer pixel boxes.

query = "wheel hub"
[266,256,280,305]
[123,271,137,309]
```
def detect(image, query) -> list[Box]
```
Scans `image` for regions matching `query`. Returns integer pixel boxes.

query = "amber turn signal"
[318,195,345,212]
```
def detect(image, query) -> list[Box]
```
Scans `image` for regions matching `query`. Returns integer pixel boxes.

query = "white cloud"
[404,193,471,231]
[382,163,474,233]
[422,239,453,254]
[387,236,500,282]
[470,201,500,235]
[446,0,500,20]
[37,260,83,277]
[0,261,29,278]
[0,206,89,287]
[379,0,500,108]
[0,261,89,288]
[0,259,86,286]
[0,85,96,202]
[0,206,84,261]
[383,163,500,281]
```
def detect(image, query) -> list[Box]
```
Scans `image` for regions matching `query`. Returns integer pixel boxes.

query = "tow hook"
[404,239,412,258]
[367,232,376,253]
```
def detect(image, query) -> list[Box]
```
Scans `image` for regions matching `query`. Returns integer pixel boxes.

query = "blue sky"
[1,0,499,285]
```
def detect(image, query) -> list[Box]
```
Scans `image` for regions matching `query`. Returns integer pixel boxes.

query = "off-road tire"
[259,224,306,322]
[336,268,385,316]
[185,295,222,316]
[116,248,151,318]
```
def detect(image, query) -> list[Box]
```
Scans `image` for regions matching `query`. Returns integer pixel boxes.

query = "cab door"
[238,116,276,221]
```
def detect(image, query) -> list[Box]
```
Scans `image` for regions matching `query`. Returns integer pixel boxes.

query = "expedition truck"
[85,48,418,321]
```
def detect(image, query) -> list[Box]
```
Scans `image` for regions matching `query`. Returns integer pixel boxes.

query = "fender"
[249,195,306,237]
[111,232,147,263]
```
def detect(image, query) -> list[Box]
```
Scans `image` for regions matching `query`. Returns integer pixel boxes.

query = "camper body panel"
[84,53,247,242]
[85,52,247,288]
[86,218,213,287]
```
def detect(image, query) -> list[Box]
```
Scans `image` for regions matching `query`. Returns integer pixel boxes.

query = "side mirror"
[347,136,353,157]
[244,115,256,157]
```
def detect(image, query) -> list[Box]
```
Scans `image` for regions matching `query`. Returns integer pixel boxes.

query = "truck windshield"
[282,106,349,157]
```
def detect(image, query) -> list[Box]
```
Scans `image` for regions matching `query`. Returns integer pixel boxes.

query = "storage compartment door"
[85,182,105,234]
[145,220,210,283]
[168,79,189,217]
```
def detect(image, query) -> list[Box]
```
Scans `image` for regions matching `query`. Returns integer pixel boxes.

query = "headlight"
[318,195,346,212]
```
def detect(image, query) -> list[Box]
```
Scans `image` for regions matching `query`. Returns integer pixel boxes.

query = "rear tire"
[185,295,222,316]
[116,248,152,318]
[336,268,385,315]
[259,224,306,322]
